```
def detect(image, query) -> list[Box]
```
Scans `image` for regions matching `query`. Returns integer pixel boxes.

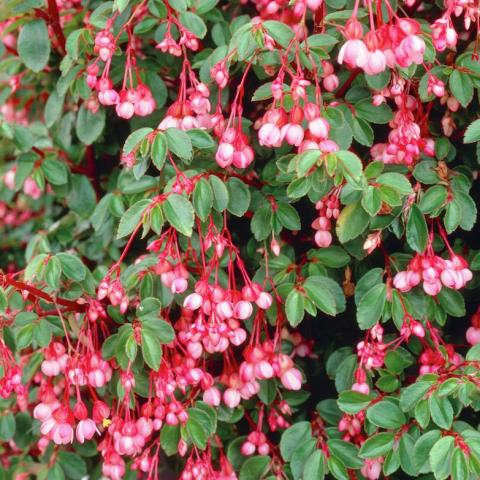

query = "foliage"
[0,0,479,478]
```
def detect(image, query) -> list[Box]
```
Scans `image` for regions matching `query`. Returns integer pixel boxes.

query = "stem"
[335,68,361,98]
[46,0,66,54]
[2,275,86,312]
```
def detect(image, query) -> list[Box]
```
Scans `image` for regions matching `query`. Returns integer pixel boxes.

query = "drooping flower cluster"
[393,251,472,296]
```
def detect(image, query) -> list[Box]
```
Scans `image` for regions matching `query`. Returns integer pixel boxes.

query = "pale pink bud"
[352,382,370,394]
[314,229,332,248]
[255,291,273,310]
[234,301,253,320]
[203,387,221,406]
[223,388,241,408]
[323,74,339,92]
[241,441,256,456]
[280,368,302,390]
[466,327,480,346]
[308,117,330,140]
[184,293,203,310]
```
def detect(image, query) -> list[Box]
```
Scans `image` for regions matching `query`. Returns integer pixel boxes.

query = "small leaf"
[141,328,163,371]
[429,436,454,480]
[18,20,50,72]
[152,132,168,170]
[193,178,213,222]
[227,178,251,216]
[356,284,387,330]
[464,119,480,143]
[366,401,406,429]
[406,204,428,253]
[263,20,294,47]
[76,106,105,145]
[285,289,305,327]
[336,203,370,243]
[251,204,273,241]
[359,433,395,458]
[165,128,193,160]
[303,450,325,480]
[117,199,152,239]
[163,194,195,236]
[123,127,153,154]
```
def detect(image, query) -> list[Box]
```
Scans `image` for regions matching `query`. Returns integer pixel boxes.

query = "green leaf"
[359,432,395,458]
[16,324,34,350]
[280,421,312,461]
[336,150,363,185]
[263,20,294,47]
[179,11,207,39]
[336,203,370,243]
[311,246,350,267]
[356,283,386,330]
[406,204,428,253]
[400,381,433,411]
[18,19,50,72]
[67,174,97,218]
[45,90,65,128]
[152,132,168,170]
[123,127,153,154]
[57,451,87,480]
[163,194,195,237]
[414,430,441,473]
[186,414,207,449]
[55,253,86,282]
[429,394,453,429]
[0,413,16,441]
[117,199,152,239]
[303,277,337,316]
[251,204,273,241]
[419,186,448,213]
[193,178,213,222]
[227,178,251,216]
[75,105,105,145]
[165,128,193,160]
[141,328,162,371]
[451,447,469,480]
[337,391,372,414]
[429,436,454,480]
[449,70,473,108]
[362,186,381,216]
[291,440,317,479]
[239,456,270,480]
[303,33,338,48]
[276,203,301,230]
[376,173,413,195]
[160,425,181,456]
[355,99,393,124]
[437,288,465,317]
[285,289,305,327]
[464,119,480,143]
[41,158,69,185]
[209,176,229,212]
[352,117,374,146]
[366,401,406,429]
[45,256,62,288]
[328,440,363,469]
[186,129,216,149]
[295,150,321,176]
[303,450,325,480]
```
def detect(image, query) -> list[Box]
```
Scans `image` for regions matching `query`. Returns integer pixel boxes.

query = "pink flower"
[363,50,386,75]
[466,327,480,346]
[76,419,98,443]
[280,368,302,390]
[338,39,368,69]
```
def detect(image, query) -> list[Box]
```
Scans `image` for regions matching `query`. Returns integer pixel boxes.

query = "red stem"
[46,0,66,54]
